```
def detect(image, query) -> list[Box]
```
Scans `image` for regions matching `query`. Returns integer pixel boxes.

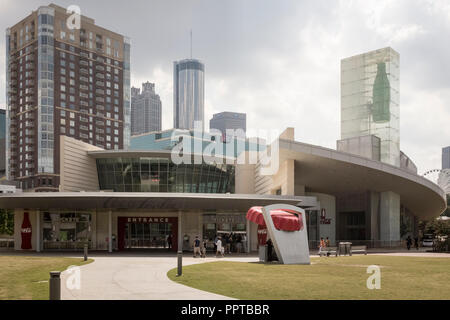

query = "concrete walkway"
[61,255,258,300]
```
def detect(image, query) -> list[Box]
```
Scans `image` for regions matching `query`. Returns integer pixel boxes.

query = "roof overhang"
[0,193,313,211]
[278,139,447,219]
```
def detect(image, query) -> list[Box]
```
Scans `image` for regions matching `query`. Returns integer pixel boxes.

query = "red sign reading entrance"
[126,217,170,223]
[117,217,178,252]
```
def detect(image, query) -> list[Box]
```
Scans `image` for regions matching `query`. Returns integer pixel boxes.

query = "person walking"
[266,238,274,262]
[167,234,172,250]
[226,234,232,254]
[216,237,224,258]
[201,239,207,258]
[213,235,218,253]
[193,236,201,258]
[414,237,419,251]
[406,236,412,251]
[242,233,247,253]
[236,234,242,254]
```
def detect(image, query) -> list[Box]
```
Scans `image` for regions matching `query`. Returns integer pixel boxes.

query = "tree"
[0,209,14,236]
[444,194,450,217]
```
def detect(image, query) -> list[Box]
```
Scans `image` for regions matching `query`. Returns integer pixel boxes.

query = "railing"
[309,240,405,250]
[0,239,14,250]
[43,241,92,251]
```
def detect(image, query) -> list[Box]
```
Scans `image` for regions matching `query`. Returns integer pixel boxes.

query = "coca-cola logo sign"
[320,208,331,225]
[257,225,268,245]
[21,228,32,233]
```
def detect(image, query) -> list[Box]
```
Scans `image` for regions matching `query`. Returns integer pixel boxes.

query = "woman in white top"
[216,237,224,258]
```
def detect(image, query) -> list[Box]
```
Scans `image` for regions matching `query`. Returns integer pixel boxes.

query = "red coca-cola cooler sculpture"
[21,212,32,250]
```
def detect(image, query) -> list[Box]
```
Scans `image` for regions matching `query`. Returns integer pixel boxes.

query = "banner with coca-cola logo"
[257,225,268,246]
[21,212,32,250]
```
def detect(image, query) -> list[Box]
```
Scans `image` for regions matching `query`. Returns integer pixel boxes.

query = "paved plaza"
[60,254,258,300]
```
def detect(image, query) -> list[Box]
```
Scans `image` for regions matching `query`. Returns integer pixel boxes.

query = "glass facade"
[341,48,400,166]
[37,8,55,173]
[173,59,205,130]
[96,157,235,193]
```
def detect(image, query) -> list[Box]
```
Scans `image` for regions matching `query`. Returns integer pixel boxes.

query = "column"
[246,218,251,253]
[178,211,182,252]
[380,191,401,242]
[108,210,112,253]
[36,210,41,253]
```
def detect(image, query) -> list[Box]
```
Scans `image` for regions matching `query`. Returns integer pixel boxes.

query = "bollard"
[49,271,61,300]
[84,244,88,262]
[177,251,183,277]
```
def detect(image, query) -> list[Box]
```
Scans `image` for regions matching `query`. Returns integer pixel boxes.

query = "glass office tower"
[173,59,205,131]
[443,147,450,170]
[341,48,400,167]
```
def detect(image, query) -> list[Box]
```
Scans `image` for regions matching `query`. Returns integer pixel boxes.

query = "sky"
[1,0,449,174]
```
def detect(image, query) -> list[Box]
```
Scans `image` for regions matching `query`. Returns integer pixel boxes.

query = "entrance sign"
[247,204,310,265]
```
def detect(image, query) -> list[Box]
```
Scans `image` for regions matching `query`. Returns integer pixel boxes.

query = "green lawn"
[168,256,450,300]
[0,256,93,300]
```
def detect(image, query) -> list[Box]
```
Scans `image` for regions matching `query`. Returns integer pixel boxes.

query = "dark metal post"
[49,271,61,300]
[177,251,183,277]
[84,244,88,261]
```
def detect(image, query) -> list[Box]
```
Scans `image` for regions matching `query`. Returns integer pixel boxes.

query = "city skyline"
[0,0,449,174]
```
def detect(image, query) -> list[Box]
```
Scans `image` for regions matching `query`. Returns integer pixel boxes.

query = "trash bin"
[339,242,352,256]
[259,245,268,262]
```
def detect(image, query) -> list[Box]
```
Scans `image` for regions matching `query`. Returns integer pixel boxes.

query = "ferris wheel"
[422,169,450,194]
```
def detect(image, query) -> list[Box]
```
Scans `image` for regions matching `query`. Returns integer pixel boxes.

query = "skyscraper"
[443,146,450,170]
[0,109,5,176]
[210,112,246,140]
[131,82,162,135]
[5,4,131,191]
[341,47,400,166]
[173,59,205,130]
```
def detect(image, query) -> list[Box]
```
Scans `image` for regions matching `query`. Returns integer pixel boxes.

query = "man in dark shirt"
[193,236,201,258]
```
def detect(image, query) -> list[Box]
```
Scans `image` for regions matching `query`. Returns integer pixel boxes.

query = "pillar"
[36,210,41,253]
[380,191,400,242]
[246,218,251,253]
[178,211,182,252]
[108,210,112,253]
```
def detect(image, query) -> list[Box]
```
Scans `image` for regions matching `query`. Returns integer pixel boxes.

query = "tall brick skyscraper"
[5,4,131,191]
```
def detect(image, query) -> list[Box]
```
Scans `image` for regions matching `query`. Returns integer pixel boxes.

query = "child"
[318,237,325,256]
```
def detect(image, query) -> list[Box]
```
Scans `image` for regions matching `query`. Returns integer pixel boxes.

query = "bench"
[350,245,367,256]
[319,247,338,257]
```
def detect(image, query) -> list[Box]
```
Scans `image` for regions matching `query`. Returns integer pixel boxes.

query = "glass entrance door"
[124,222,172,249]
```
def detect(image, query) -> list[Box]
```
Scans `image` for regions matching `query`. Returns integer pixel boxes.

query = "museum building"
[0,129,446,253]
